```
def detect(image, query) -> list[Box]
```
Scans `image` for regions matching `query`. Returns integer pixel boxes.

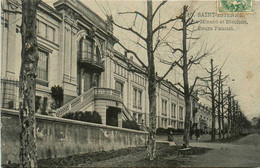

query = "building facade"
[193,103,212,132]
[1,0,202,130]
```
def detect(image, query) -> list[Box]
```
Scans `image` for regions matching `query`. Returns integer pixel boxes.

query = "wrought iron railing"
[1,78,19,110]
[78,56,104,69]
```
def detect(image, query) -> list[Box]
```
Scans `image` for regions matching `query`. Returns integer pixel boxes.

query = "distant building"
[193,103,212,132]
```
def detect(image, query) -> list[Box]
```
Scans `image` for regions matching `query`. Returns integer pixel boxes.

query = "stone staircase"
[56,88,95,117]
[55,88,134,122]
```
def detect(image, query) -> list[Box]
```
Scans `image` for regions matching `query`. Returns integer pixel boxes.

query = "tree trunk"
[19,0,40,167]
[146,0,157,161]
[232,98,236,136]
[221,80,225,139]
[217,71,221,140]
[210,59,216,141]
[182,6,191,147]
[227,87,231,139]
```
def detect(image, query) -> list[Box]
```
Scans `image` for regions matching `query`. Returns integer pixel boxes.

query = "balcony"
[78,56,104,73]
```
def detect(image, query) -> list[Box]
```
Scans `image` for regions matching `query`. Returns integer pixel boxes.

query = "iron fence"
[1,78,19,110]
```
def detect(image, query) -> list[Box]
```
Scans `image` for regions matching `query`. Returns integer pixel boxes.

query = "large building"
[1,0,202,130]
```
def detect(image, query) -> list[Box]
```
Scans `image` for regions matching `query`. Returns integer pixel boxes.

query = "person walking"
[195,128,200,140]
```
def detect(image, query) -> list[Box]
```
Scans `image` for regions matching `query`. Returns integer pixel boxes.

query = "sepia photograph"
[1,0,260,167]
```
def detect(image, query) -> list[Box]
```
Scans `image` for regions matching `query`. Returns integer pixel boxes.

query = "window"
[115,81,123,97]
[138,114,142,124]
[162,99,167,116]
[37,50,48,81]
[133,113,137,121]
[133,88,137,108]
[81,38,93,60]
[133,88,142,109]
[138,90,142,109]
[171,103,176,118]
[179,106,184,120]
[38,21,47,38]
[47,26,55,42]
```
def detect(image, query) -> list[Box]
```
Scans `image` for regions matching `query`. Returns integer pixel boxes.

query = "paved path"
[187,134,260,167]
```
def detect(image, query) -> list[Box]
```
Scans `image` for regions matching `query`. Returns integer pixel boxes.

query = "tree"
[216,71,228,140]
[109,0,183,160]
[161,5,216,146]
[198,59,219,141]
[19,0,41,167]
[227,87,232,138]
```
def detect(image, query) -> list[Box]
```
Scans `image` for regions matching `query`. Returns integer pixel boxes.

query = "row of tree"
[112,0,252,160]
[198,59,252,141]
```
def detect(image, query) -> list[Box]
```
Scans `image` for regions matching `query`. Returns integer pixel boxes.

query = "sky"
[45,0,260,120]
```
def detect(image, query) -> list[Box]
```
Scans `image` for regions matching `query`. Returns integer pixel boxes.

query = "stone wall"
[1,109,148,164]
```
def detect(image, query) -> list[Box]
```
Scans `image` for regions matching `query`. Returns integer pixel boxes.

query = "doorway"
[106,107,121,127]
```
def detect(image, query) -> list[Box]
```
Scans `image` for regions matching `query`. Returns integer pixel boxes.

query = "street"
[188,133,260,167]
[33,133,260,167]
[77,134,260,167]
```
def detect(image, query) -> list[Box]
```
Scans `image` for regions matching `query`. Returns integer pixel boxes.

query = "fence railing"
[1,78,19,110]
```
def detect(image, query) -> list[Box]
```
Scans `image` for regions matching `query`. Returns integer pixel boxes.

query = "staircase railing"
[121,103,135,121]
[56,87,136,124]
[56,88,94,117]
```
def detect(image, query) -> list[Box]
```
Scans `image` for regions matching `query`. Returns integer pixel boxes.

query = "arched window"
[81,38,93,60]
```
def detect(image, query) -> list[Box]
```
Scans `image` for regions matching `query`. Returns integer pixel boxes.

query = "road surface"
[188,133,260,167]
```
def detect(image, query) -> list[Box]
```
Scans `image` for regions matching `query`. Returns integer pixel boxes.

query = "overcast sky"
[45,0,260,120]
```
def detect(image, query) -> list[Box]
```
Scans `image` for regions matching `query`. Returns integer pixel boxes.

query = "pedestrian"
[195,128,200,140]
[190,128,194,140]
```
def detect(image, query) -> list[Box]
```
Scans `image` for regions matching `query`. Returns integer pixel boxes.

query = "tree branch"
[108,53,148,77]
[152,0,167,19]
[113,21,146,41]
[153,15,183,34]
[188,77,199,97]
[187,20,200,27]
[157,56,183,83]
[172,26,183,31]
[118,11,147,20]
[165,42,183,54]
[159,58,183,70]
[172,82,184,90]
[153,39,161,52]
[116,41,148,70]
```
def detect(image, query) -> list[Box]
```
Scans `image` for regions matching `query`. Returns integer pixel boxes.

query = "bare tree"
[216,71,229,140]
[109,0,183,160]
[227,87,232,138]
[2,0,41,166]
[19,0,41,167]
[161,5,216,146]
[221,80,226,139]
[198,59,219,141]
